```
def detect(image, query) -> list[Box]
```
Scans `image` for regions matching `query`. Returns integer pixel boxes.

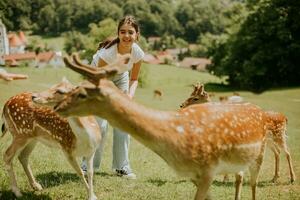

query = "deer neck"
[95,81,176,150]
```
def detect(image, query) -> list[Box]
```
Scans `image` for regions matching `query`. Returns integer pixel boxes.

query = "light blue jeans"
[82,73,132,173]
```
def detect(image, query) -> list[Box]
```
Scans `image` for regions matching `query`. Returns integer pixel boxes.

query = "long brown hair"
[97,16,140,50]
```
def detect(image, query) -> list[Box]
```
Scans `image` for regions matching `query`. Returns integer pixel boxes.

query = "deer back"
[2,93,76,150]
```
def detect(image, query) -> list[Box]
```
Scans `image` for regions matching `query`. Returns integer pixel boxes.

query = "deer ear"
[62,76,69,83]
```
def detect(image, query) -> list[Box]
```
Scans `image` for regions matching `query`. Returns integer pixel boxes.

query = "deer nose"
[32,94,38,101]
[53,104,59,111]
[180,104,183,108]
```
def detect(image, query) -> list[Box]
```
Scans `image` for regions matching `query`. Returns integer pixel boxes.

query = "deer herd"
[0,54,296,200]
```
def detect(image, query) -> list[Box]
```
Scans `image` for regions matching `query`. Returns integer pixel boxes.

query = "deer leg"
[86,153,97,200]
[64,152,90,195]
[193,174,214,200]
[282,144,296,183]
[248,141,266,200]
[3,138,29,197]
[234,171,244,200]
[223,174,229,183]
[270,144,280,183]
[18,140,42,191]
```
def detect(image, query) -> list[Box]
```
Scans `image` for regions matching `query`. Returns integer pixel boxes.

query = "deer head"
[52,54,130,117]
[180,83,211,108]
[32,77,75,105]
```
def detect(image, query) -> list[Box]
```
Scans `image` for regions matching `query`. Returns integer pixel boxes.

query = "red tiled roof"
[3,52,36,61]
[18,31,27,44]
[143,54,161,64]
[8,33,23,46]
[37,52,55,62]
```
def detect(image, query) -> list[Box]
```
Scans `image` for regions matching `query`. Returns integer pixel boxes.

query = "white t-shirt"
[91,43,144,80]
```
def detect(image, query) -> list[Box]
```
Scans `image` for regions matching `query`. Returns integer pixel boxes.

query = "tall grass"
[0,64,299,200]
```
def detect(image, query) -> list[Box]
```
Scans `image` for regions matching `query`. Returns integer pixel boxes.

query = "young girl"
[82,16,144,179]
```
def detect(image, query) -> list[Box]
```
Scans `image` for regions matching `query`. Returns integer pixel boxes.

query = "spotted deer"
[46,54,277,200]
[1,79,102,200]
[181,83,295,184]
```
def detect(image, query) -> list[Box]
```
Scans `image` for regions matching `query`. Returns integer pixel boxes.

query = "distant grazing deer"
[1,78,102,200]
[181,83,295,184]
[180,83,210,108]
[153,89,163,100]
[47,54,279,200]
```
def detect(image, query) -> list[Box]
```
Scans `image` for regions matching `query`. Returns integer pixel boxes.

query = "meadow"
[0,64,299,200]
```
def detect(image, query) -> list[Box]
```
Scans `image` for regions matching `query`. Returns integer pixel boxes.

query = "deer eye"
[193,98,199,101]
[78,93,87,99]
[55,89,65,95]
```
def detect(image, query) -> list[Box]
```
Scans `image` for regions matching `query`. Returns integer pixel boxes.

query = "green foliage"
[149,35,188,51]
[63,31,93,54]
[137,63,149,88]
[209,0,300,92]
[88,18,117,44]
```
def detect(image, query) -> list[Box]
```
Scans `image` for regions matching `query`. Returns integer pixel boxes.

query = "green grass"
[0,64,300,200]
[28,35,66,52]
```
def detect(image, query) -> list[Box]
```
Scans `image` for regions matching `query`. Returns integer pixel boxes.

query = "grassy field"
[0,64,299,200]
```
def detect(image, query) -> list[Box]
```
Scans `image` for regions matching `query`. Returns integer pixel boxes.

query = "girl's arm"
[129,60,142,98]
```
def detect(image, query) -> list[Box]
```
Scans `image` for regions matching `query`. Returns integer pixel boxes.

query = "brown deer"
[1,79,102,200]
[153,89,163,100]
[47,54,277,200]
[181,83,295,184]
[180,83,210,108]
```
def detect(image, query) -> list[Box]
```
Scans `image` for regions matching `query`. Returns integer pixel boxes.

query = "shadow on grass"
[0,190,51,200]
[146,178,168,187]
[36,171,79,188]
[212,180,234,187]
[212,179,289,188]
[146,178,188,187]
[94,171,114,177]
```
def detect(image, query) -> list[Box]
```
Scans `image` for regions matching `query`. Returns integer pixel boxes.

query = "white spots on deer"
[176,126,185,134]
[195,127,204,134]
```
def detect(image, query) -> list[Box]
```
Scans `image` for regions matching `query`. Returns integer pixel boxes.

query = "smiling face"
[118,23,139,50]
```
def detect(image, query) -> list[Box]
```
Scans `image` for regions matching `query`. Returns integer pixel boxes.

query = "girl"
[82,16,144,179]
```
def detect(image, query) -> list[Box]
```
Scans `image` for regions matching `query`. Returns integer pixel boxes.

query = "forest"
[1,0,299,91]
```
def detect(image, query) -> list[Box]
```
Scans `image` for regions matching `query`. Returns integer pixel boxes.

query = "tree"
[209,0,300,92]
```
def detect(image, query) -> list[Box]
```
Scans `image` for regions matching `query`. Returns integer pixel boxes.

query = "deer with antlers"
[1,78,102,200]
[41,54,280,200]
[180,83,295,184]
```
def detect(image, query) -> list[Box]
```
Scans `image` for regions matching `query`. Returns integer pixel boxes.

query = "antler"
[191,82,204,96]
[63,54,119,84]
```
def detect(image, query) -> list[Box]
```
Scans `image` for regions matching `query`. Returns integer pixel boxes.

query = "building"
[8,32,26,54]
[0,19,9,64]
[0,19,63,68]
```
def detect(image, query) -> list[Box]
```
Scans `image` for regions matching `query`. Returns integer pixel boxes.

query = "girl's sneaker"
[114,168,137,179]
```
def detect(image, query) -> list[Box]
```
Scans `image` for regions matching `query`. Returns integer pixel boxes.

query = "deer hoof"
[33,182,43,191]
[12,188,22,198]
[89,194,98,200]
[271,176,279,183]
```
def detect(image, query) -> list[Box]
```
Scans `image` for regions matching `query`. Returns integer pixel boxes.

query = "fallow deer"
[181,83,295,184]
[48,54,276,200]
[153,89,163,100]
[1,79,102,200]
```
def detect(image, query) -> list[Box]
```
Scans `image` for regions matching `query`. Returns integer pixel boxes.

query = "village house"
[0,18,63,67]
